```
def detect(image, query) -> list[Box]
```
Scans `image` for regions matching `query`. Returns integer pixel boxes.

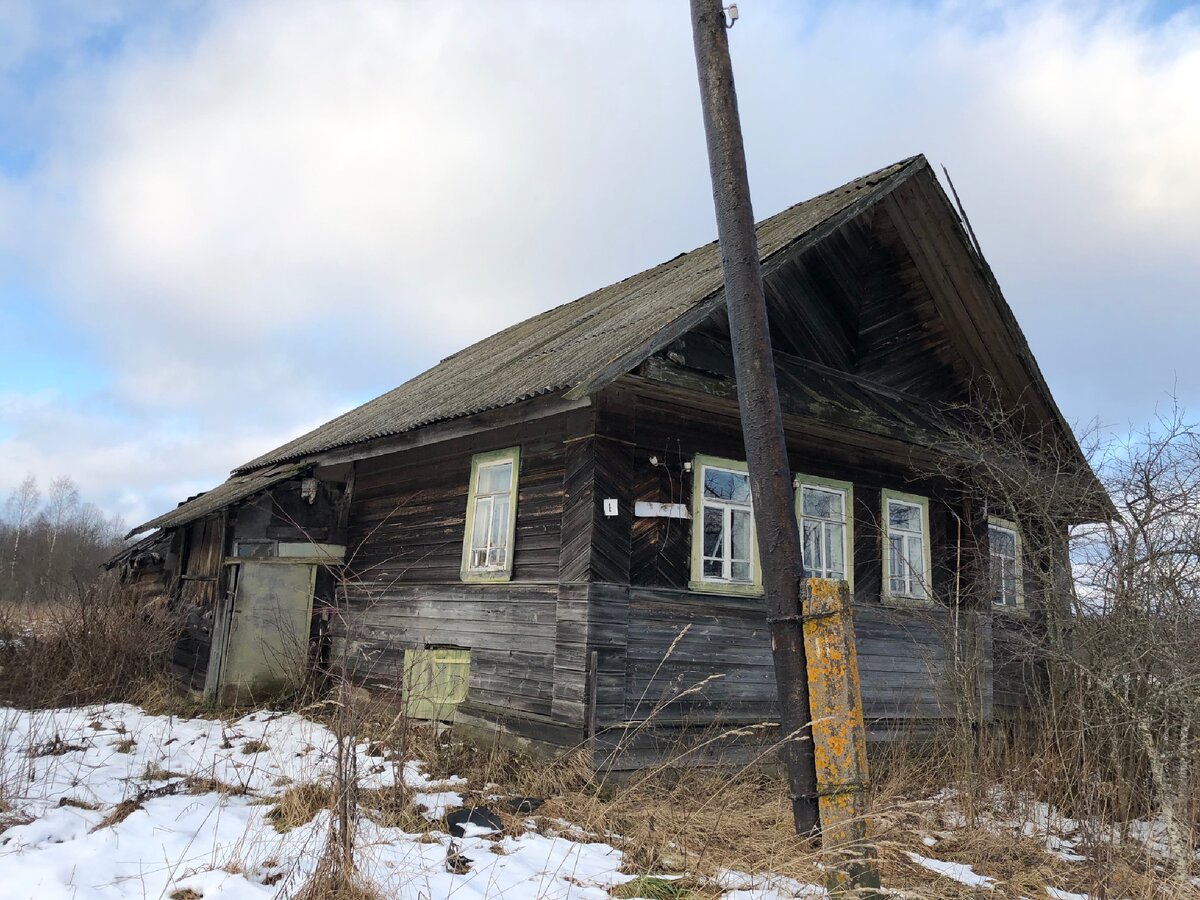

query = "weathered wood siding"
[171,516,226,690]
[582,377,1003,766]
[335,410,591,723]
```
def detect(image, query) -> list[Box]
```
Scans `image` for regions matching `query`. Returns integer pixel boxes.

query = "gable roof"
[233,156,925,474]
[127,153,1093,538]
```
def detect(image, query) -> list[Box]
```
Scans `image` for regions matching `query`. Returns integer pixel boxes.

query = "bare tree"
[6,475,41,590]
[43,476,80,577]
[927,391,1200,883]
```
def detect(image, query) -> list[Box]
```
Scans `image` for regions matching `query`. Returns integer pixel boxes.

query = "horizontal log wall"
[336,409,591,725]
[585,378,1002,767]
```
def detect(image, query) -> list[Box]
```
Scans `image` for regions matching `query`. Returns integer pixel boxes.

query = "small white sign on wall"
[634,501,691,519]
[603,498,619,517]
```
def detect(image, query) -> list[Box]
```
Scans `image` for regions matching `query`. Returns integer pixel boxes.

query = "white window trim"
[794,474,854,592]
[988,515,1025,610]
[881,489,933,604]
[460,447,520,583]
[689,454,762,596]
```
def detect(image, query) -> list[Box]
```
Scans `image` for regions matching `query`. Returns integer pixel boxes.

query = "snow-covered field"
[0,704,1168,899]
[0,704,633,899]
[0,705,831,900]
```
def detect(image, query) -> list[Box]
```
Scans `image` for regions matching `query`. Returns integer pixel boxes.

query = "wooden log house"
[109,156,1100,769]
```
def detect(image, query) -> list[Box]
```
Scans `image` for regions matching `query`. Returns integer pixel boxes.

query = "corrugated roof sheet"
[233,156,924,473]
[127,157,926,539]
[127,464,305,538]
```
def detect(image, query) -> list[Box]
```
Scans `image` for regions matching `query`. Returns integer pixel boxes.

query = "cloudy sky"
[0,0,1197,529]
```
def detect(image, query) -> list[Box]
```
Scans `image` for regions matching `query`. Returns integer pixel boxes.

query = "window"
[461,447,519,582]
[988,517,1023,608]
[690,455,760,594]
[795,476,854,588]
[882,490,931,601]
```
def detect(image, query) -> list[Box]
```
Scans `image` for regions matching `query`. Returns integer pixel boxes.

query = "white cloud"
[1,0,1198,519]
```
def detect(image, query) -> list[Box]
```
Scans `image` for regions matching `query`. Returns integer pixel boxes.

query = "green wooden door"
[403,648,470,721]
[219,561,315,704]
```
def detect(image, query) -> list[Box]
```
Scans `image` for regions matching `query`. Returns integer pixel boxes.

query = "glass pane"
[802,487,841,520]
[470,548,487,568]
[489,495,510,547]
[478,461,513,494]
[731,509,752,563]
[990,525,1015,558]
[704,467,750,503]
[888,500,920,533]
[908,535,924,580]
[731,561,751,583]
[889,535,906,593]
[471,497,491,551]
[703,558,722,578]
[826,522,844,578]
[702,506,724,559]
[487,546,504,567]
[802,520,822,576]
[1001,559,1016,605]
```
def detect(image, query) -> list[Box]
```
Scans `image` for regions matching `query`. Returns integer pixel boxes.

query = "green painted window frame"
[460,447,520,583]
[988,515,1025,610]
[881,489,933,603]
[794,474,854,591]
[689,454,763,596]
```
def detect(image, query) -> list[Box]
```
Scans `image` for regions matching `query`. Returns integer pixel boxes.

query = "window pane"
[889,535,906,594]
[470,548,487,568]
[703,558,722,578]
[471,497,491,551]
[487,546,505,567]
[826,522,844,578]
[888,501,920,533]
[802,520,822,576]
[489,495,510,548]
[990,525,1016,558]
[731,509,752,563]
[704,467,750,503]
[702,506,724,559]
[1000,558,1016,605]
[907,535,924,580]
[731,561,752,583]
[478,461,513,495]
[802,487,841,520]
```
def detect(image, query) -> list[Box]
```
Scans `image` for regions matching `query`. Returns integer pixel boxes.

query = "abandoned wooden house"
[110,155,1098,768]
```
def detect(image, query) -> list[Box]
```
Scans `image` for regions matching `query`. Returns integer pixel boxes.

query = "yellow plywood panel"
[404,649,470,721]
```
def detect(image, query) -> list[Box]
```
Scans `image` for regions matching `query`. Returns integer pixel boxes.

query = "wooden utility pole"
[689,0,820,836]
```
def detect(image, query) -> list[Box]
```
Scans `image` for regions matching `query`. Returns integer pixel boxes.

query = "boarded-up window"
[403,648,471,721]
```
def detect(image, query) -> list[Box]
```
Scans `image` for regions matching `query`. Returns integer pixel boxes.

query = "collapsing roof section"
[126,464,306,538]
[232,156,926,474]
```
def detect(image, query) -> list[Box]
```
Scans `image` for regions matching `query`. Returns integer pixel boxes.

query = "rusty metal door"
[218,561,315,704]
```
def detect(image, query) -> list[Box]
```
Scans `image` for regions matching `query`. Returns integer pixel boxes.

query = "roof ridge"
[220,156,924,474]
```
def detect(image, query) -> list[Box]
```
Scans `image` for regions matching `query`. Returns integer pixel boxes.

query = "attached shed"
[112,155,1099,768]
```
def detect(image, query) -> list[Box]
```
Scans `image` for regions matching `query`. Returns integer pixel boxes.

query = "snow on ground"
[0,705,828,900]
[904,851,995,889]
[0,704,1125,900]
[0,704,640,899]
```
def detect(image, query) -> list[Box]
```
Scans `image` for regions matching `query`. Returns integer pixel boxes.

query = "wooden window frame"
[460,447,520,583]
[689,454,762,596]
[881,489,933,604]
[794,474,854,592]
[988,515,1025,610]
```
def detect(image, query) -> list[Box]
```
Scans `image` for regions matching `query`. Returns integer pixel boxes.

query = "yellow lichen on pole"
[801,578,878,890]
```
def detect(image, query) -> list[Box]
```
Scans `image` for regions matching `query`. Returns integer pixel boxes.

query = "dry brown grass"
[0,580,185,709]
[267,782,337,832]
[292,867,382,900]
